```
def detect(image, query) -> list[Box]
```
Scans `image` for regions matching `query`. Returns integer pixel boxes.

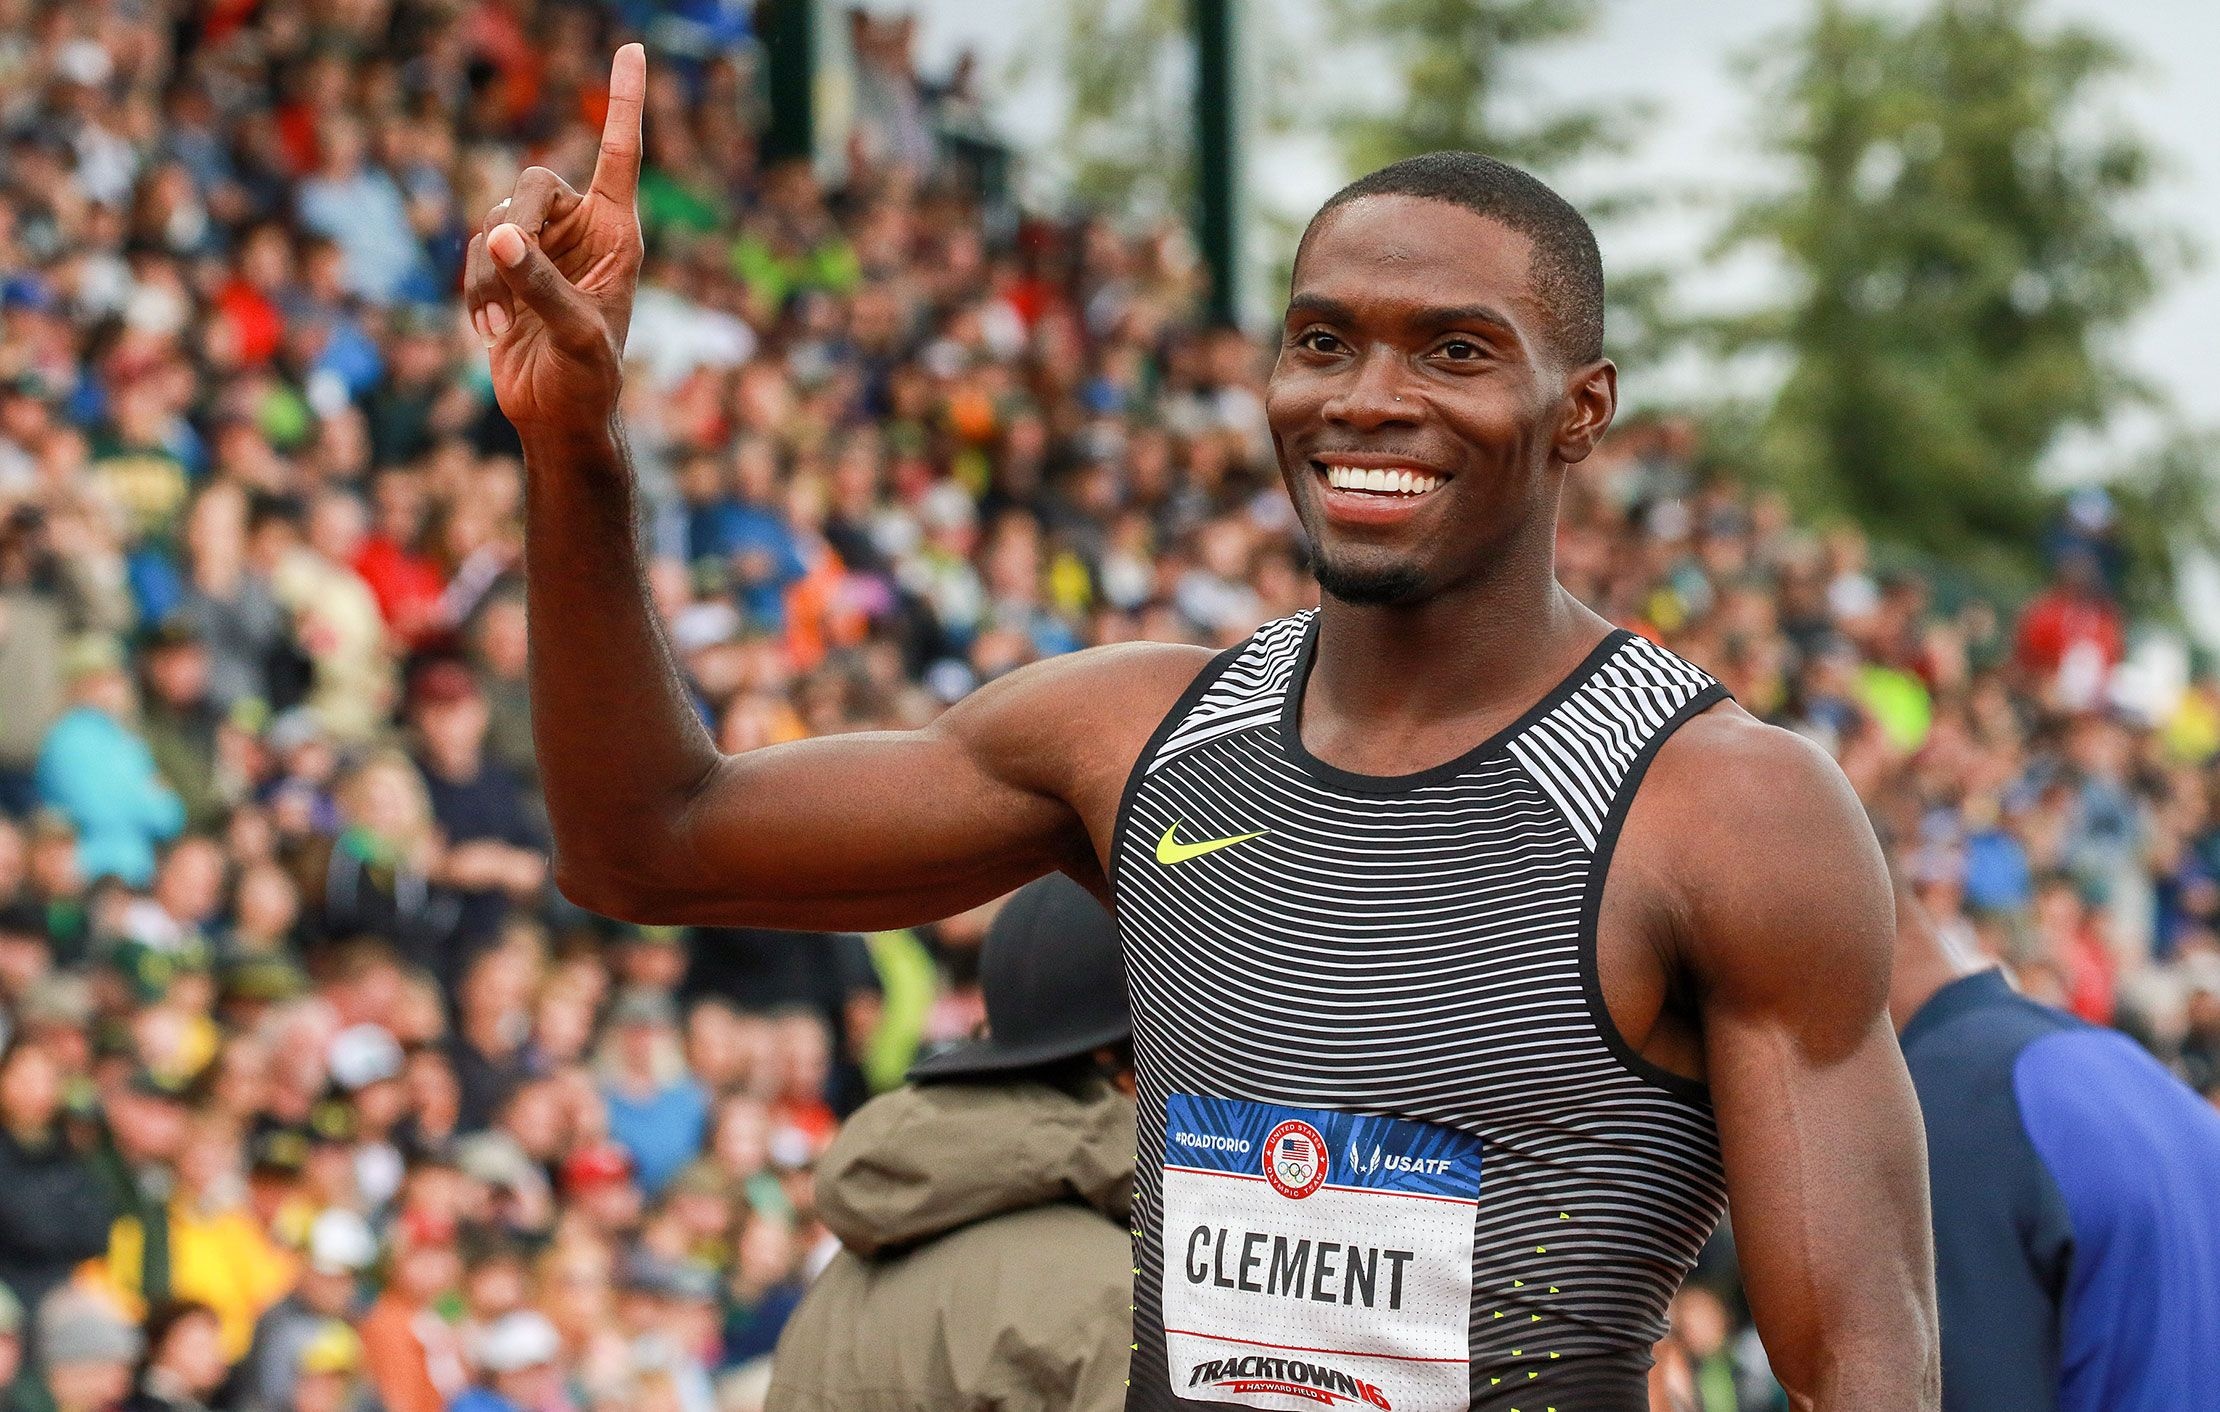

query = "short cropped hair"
[1302,152,1606,365]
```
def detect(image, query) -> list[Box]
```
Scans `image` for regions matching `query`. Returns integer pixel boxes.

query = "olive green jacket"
[767,1078,1136,1412]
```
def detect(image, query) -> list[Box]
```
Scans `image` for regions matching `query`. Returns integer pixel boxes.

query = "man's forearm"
[1804,1318,1940,1412]
[521,419,720,908]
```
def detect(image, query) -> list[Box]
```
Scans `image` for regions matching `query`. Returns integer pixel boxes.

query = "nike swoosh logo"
[1155,823,1268,865]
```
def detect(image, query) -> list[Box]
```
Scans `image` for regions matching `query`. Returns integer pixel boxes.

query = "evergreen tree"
[1009,0,1197,221]
[1324,0,1667,356]
[1717,0,2178,582]
[1330,0,1618,176]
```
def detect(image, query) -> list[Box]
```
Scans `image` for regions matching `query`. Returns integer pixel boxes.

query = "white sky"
[883,0,2219,451]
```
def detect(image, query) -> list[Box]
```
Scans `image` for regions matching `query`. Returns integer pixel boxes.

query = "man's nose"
[1320,348,1421,431]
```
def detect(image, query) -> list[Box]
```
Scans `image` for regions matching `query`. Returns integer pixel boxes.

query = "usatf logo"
[1264,1119,1328,1199]
[1188,1355,1391,1408]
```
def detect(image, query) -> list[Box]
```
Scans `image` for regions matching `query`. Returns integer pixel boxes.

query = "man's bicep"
[656,720,1080,930]
[1666,718,1937,1404]
[615,643,1210,930]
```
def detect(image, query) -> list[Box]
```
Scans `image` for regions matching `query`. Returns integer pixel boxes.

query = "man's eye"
[1299,330,1344,354]
[1439,339,1483,360]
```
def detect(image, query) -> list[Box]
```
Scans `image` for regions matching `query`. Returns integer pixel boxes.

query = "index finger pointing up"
[590,42,647,205]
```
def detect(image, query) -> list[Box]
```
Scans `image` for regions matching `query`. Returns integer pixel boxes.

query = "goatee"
[1311,554,1426,606]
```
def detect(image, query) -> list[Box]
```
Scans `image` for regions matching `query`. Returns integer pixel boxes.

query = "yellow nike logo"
[1155,823,1267,865]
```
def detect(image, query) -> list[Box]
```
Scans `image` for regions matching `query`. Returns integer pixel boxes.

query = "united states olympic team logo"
[1263,1119,1329,1199]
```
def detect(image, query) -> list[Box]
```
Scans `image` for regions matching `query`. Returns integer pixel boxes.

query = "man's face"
[293,1371,353,1412]
[492,1365,560,1406]
[0,931,48,996]
[415,695,489,767]
[146,643,209,707]
[1265,195,1613,606]
[45,1358,129,1412]
[155,839,224,923]
[111,1090,188,1164]
[301,1267,355,1315]
[75,667,133,719]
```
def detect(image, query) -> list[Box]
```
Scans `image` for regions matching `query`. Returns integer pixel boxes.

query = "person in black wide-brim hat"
[905,872,1132,1083]
[765,874,1136,1412]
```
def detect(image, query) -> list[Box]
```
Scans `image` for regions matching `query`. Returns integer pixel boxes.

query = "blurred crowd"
[0,1,2216,1410]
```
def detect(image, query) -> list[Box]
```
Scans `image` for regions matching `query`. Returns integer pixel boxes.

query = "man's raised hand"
[467,43,646,436]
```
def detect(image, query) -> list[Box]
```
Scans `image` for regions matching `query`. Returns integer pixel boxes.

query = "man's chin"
[1311,553,1428,606]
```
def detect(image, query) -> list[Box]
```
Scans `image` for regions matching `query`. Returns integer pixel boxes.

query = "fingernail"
[490,223,525,267]
[470,309,490,343]
[485,304,511,339]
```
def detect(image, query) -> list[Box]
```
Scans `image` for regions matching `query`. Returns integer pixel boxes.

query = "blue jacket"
[35,706,186,886]
[1902,969,2220,1412]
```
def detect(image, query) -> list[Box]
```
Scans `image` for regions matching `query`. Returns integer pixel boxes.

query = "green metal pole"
[763,0,817,165]
[1193,0,1240,326]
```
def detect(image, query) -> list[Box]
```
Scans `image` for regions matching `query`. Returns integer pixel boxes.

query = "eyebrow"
[1284,293,1521,337]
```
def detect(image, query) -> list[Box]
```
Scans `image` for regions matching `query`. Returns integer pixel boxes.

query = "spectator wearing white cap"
[327,1024,408,1210]
[450,1310,561,1412]
[33,1288,141,1412]
[239,1209,374,1412]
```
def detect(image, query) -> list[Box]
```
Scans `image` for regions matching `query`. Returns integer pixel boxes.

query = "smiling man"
[469,50,1937,1411]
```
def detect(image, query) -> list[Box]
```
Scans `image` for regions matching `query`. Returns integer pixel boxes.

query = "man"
[0,1285,31,1412]
[88,1071,191,1315]
[1888,853,2220,1411]
[469,47,1936,1409]
[610,1252,718,1412]
[447,1310,562,1412]
[135,621,226,831]
[0,1035,114,1319]
[290,1321,369,1412]
[359,1208,466,1412]
[555,1140,643,1239]
[240,1209,375,1412]
[444,945,535,1133]
[407,660,546,957]
[596,989,709,1196]
[679,920,881,1117]
[31,1288,140,1412]
[768,875,1138,1412]
[145,836,225,956]
[33,637,185,887]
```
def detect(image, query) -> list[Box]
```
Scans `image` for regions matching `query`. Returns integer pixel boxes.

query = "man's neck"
[1307,539,1603,734]
[424,748,481,784]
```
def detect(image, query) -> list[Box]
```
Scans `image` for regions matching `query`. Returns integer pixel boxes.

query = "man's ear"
[1554,359,1617,465]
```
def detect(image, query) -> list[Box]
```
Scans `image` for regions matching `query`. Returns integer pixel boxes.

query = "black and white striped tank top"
[1112,610,1731,1412]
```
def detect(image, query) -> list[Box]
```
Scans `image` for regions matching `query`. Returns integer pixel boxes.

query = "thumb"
[487,223,602,354]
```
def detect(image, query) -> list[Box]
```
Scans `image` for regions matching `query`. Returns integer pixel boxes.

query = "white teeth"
[1320,463,1443,496]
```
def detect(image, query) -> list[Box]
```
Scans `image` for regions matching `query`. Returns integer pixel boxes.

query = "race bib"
[1160,1094,1481,1411]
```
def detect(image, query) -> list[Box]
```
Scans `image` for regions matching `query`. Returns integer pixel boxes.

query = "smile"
[1313,458,1447,498]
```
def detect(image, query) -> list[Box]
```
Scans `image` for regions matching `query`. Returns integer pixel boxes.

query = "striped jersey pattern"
[1114,610,1732,1411]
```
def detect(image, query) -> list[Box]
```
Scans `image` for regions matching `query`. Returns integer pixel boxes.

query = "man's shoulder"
[1902,973,2079,1072]
[2015,1024,2220,1172]
[1635,704,1876,890]
[1628,702,1893,995]
[1005,638,1223,703]
[1645,702,1844,818]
